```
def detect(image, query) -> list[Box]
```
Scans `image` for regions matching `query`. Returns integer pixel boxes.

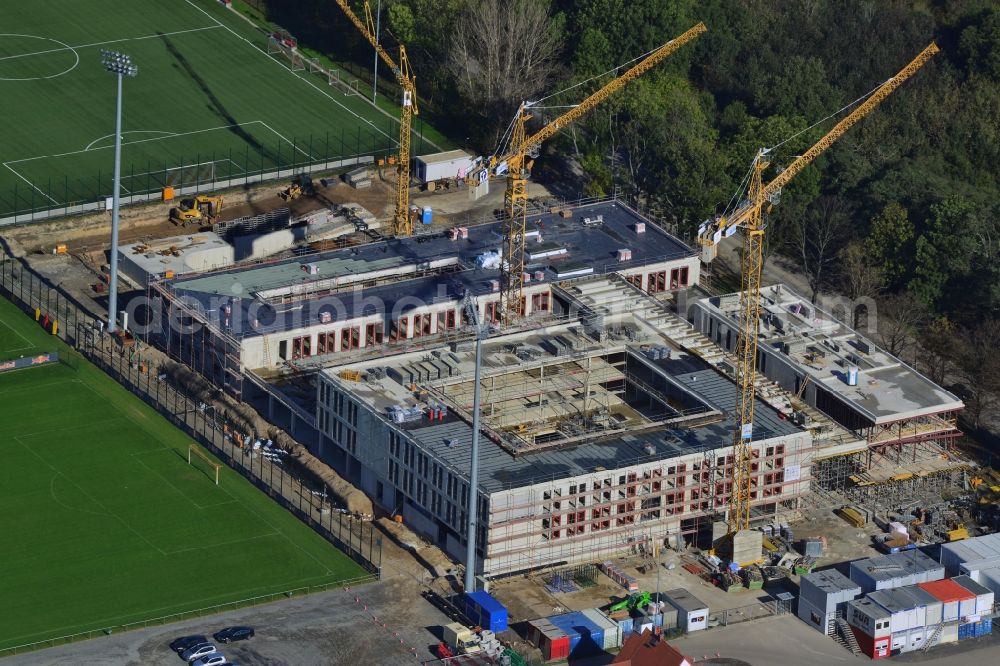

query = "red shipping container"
[545,633,570,660]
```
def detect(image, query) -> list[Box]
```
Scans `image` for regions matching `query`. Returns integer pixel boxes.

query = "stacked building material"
[601,561,639,591]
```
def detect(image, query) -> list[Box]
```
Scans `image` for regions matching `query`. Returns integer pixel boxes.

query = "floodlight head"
[101,50,138,77]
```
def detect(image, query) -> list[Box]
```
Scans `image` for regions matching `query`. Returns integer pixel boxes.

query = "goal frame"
[188,444,221,485]
[268,35,305,71]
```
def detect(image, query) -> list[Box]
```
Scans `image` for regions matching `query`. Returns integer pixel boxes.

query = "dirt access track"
[1,170,395,258]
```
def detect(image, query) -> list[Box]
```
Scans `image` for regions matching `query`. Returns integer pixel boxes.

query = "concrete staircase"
[834,618,862,655]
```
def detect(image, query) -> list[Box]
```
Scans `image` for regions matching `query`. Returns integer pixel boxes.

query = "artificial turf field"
[0,0,447,218]
[0,295,363,651]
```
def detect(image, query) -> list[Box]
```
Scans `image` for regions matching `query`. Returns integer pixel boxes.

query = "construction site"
[5,3,1000,664]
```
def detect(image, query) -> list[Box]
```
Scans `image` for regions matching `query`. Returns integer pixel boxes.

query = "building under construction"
[314,278,812,575]
[142,199,966,577]
[144,199,820,575]
[689,284,967,508]
[148,200,698,399]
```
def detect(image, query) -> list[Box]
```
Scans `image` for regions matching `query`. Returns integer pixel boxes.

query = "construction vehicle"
[608,590,653,614]
[947,522,969,542]
[279,182,302,201]
[279,175,314,201]
[441,622,482,655]
[169,194,223,225]
[484,22,706,325]
[335,0,416,237]
[695,43,939,553]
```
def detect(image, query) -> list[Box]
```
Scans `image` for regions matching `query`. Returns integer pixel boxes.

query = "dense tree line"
[249,0,1000,425]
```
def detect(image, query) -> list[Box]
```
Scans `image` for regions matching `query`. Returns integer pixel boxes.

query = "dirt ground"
[1,533,458,666]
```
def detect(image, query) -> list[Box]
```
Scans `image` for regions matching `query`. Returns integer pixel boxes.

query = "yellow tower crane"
[698,42,939,539]
[335,0,417,237]
[494,22,707,323]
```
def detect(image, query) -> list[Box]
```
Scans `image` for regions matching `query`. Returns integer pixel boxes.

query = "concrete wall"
[314,370,811,577]
[234,227,307,261]
[239,282,555,369]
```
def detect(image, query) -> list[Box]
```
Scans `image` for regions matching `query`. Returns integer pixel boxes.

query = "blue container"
[549,612,603,657]
[465,591,508,633]
[959,623,975,640]
[422,207,433,224]
[619,617,634,636]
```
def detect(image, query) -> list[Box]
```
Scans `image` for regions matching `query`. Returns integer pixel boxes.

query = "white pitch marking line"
[0,26,223,62]
[2,163,58,204]
[7,122,267,164]
[180,0,397,144]
[84,130,178,152]
[258,121,314,159]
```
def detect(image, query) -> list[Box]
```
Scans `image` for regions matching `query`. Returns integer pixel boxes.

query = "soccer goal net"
[268,35,305,71]
[164,161,219,188]
[324,68,361,97]
[188,444,221,485]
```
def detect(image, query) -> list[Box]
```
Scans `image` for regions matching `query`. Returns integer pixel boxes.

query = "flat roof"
[701,284,963,424]
[848,597,891,620]
[401,367,800,493]
[120,231,232,278]
[663,588,708,612]
[905,585,942,608]
[942,533,1000,564]
[851,550,942,582]
[951,575,992,598]
[163,201,694,338]
[868,587,925,614]
[918,579,975,603]
[415,149,473,164]
[801,569,860,594]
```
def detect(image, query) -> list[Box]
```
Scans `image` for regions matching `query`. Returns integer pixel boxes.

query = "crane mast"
[718,43,938,536]
[335,0,418,237]
[498,23,707,324]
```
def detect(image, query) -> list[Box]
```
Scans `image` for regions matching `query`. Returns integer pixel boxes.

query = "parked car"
[181,643,217,662]
[191,655,228,666]
[214,626,255,643]
[170,635,208,653]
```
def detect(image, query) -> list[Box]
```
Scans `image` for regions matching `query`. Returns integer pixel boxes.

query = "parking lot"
[2,566,452,666]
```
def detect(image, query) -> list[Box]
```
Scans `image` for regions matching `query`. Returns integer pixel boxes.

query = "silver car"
[181,643,217,662]
[191,655,228,666]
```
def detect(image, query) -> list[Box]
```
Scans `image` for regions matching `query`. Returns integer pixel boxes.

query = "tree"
[839,241,884,328]
[613,74,729,234]
[864,202,914,288]
[447,0,563,144]
[789,195,851,302]
[909,197,990,311]
[917,316,957,386]
[953,318,1000,429]
[874,293,925,362]
[386,4,416,44]
[958,8,1000,80]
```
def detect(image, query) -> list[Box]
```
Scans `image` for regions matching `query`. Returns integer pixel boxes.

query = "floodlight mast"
[101,50,137,334]
[462,291,486,592]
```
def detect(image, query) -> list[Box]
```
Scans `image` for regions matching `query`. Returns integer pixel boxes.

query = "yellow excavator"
[169,194,223,226]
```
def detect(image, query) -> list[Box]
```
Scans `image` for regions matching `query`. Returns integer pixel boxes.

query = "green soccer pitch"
[0,0,448,218]
[0,295,364,651]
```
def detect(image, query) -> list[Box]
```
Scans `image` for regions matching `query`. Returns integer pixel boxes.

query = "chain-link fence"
[0,573,373,658]
[0,251,381,571]
[0,118,435,226]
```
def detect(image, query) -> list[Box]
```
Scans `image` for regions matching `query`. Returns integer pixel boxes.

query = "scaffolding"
[431,341,722,455]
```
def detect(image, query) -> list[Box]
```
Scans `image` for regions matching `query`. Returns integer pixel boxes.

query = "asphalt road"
[672,614,1000,665]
